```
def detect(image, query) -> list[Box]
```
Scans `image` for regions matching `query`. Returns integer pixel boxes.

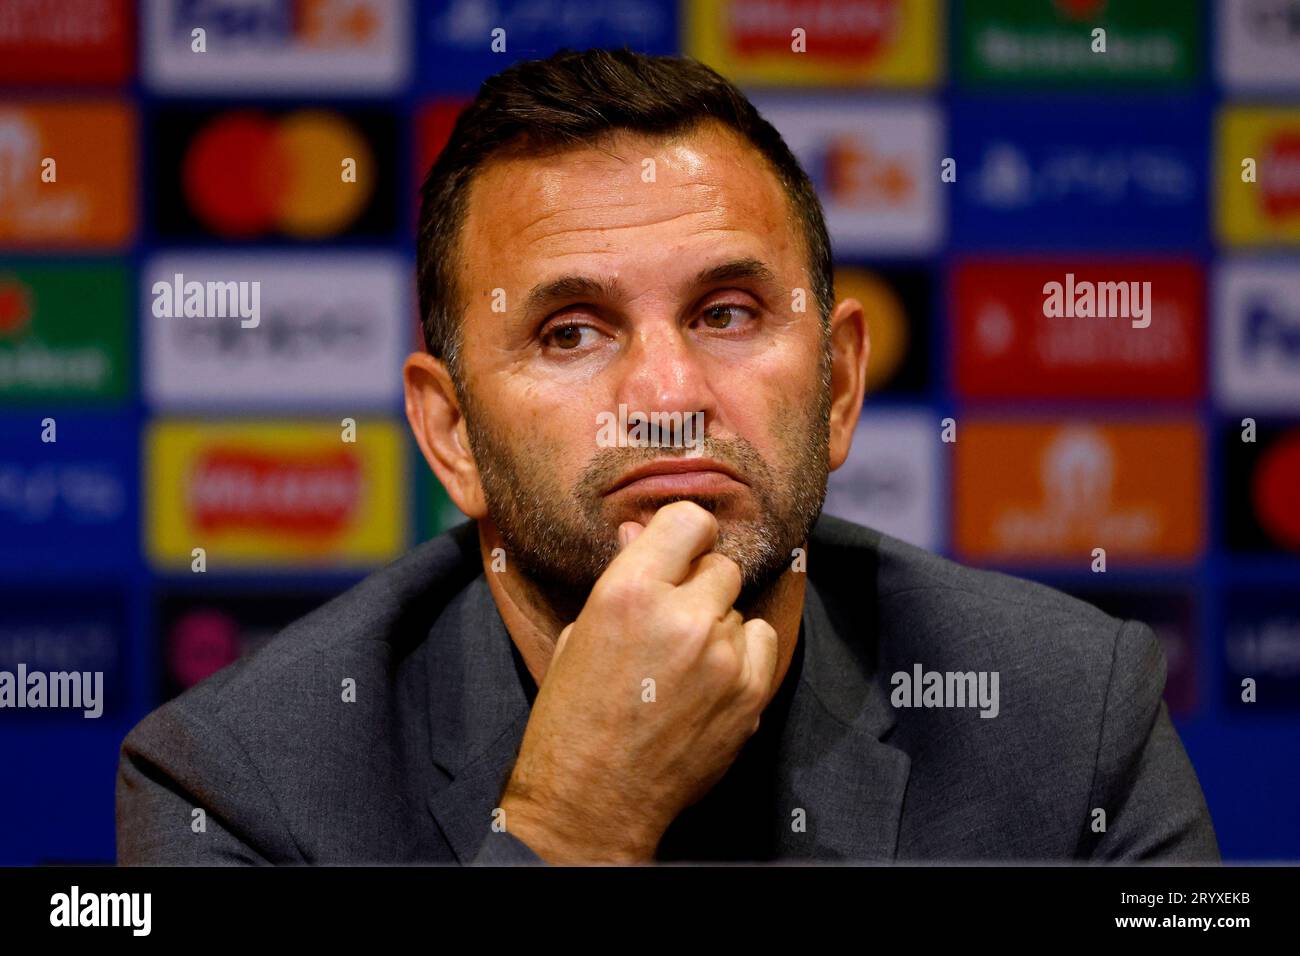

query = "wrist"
[499,784,660,864]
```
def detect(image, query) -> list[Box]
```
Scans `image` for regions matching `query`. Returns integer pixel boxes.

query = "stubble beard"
[460,350,832,619]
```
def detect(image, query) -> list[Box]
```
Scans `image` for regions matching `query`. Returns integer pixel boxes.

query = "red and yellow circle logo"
[183,110,373,239]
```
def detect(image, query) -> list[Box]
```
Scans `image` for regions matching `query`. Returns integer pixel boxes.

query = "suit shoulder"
[125,523,482,740]
[809,514,1134,679]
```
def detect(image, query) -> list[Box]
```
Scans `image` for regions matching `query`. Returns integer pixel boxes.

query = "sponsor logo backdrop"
[0,0,1296,864]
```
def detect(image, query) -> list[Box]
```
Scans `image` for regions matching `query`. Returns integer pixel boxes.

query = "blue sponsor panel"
[1222,586,1300,712]
[0,586,131,863]
[950,96,1208,249]
[0,415,138,573]
[418,0,678,91]
[0,587,129,722]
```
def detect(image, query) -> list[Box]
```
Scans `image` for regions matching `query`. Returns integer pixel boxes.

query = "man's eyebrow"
[691,257,778,291]
[520,257,779,319]
[522,274,624,318]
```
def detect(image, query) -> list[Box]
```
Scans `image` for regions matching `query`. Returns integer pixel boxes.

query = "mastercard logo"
[1252,431,1300,550]
[182,110,374,239]
[834,267,907,393]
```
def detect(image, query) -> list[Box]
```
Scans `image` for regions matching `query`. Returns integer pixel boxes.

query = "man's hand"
[498,500,779,864]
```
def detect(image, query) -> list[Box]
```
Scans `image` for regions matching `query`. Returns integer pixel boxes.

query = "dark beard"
[459,355,832,620]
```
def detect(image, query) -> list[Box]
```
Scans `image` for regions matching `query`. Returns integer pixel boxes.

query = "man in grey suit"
[117,49,1218,865]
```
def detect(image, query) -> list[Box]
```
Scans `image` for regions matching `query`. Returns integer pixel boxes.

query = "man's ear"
[826,297,869,473]
[403,351,488,518]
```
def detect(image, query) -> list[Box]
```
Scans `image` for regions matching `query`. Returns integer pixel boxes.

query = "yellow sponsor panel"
[1217,106,1300,246]
[685,0,941,87]
[146,420,406,568]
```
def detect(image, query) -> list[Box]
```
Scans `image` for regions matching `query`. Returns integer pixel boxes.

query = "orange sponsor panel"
[0,101,135,247]
[953,420,1204,565]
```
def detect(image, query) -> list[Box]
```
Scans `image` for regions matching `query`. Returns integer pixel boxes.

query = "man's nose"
[614,320,717,425]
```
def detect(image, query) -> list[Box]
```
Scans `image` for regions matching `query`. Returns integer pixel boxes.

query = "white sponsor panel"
[1215,260,1300,411]
[753,99,944,255]
[144,0,409,93]
[823,408,940,550]
[144,252,407,409]
[1218,0,1300,90]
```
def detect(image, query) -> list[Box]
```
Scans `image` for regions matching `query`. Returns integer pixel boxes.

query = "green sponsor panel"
[0,263,130,402]
[958,0,1199,87]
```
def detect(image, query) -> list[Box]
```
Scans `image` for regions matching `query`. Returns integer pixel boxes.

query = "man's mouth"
[605,457,746,497]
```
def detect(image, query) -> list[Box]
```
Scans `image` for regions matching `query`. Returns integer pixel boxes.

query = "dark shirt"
[655,630,804,862]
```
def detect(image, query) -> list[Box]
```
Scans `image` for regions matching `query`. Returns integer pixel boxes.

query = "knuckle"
[740,674,768,711]
[702,638,743,683]
[714,554,742,592]
[656,604,699,643]
[593,574,641,609]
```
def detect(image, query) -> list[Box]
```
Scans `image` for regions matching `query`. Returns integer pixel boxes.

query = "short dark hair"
[415,47,834,382]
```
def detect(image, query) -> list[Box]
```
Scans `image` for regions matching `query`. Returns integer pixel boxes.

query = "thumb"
[742,617,779,705]
[617,521,645,550]
[552,623,575,664]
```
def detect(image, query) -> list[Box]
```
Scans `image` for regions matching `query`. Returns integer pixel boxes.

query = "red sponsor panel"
[412,98,469,232]
[188,447,364,538]
[1262,131,1300,221]
[0,0,133,85]
[415,99,469,176]
[729,0,897,60]
[952,259,1204,400]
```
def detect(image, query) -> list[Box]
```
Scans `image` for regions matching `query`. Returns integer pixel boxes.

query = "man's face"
[451,122,833,603]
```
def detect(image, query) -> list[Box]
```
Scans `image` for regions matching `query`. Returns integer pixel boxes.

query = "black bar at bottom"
[0,864,1286,942]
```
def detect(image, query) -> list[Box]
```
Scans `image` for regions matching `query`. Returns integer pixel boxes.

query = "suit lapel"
[424,575,532,863]
[773,577,911,861]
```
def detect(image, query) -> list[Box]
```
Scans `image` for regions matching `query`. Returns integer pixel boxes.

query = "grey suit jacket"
[116,515,1219,864]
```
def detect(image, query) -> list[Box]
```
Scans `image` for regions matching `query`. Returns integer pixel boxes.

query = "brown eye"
[701,305,746,329]
[551,324,585,349]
